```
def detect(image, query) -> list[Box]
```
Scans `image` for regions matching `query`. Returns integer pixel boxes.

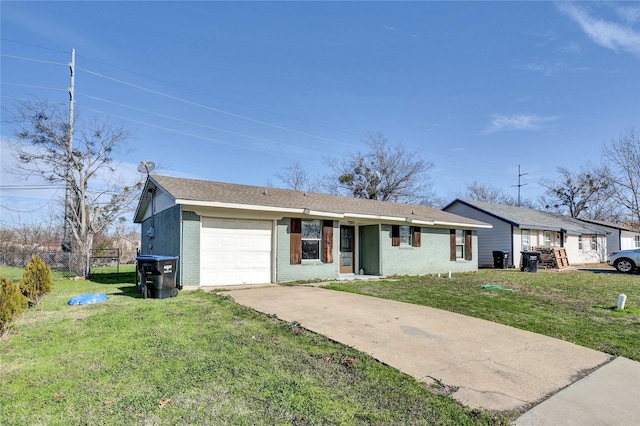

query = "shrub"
[0,276,28,338]
[19,255,54,306]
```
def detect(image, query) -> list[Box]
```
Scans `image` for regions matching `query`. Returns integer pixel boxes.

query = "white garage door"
[201,218,272,285]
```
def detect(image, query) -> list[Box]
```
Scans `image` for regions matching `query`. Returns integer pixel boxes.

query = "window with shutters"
[400,225,411,245]
[290,218,334,264]
[450,229,472,261]
[302,220,321,260]
[456,230,465,258]
[391,225,421,247]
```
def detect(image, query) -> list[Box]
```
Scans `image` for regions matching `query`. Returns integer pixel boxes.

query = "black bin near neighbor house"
[520,251,541,273]
[136,255,180,299]
[492,250,510,269]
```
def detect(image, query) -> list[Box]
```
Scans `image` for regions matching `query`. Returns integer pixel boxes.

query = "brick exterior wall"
[275,219,478,282]
[380,226,478,276]
[275,218,339,282]
[181,211,201,286]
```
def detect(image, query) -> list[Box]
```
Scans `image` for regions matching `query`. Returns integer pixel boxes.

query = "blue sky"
[1,1,639,226]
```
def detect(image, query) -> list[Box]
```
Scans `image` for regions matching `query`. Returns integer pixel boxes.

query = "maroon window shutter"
[465,230,473,261]
[412,227,421,247]
[290,218,302,265]
[323,220,333,263]
[450,229,456,261]
[391,225,400,246]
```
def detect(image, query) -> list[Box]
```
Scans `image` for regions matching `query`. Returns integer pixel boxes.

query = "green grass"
[1,265,73,283]
[323,269,640,361]
[0,272,506,425]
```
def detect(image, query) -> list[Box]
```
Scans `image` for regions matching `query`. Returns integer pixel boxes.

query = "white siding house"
[578,219,640,253]
[444,199,609,268]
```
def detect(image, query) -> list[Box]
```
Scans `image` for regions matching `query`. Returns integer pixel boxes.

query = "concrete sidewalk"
[225,286,615,414]
[515,356,640,425]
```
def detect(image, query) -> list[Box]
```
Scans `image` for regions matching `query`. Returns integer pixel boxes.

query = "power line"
[0,38,69,54]
[0,189,61,213]
[1,82,67,92]
[1,41,360,139]
[0,185,65,189]
[77,66,358,148]
[78,105,326,164]
[1,95,67,105]
[75,53,362,139]
[76,92,329,156]
[2,49,359,149]
[0,53,67,67]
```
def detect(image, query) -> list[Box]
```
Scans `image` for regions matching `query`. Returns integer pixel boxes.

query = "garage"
[200,218,272,285]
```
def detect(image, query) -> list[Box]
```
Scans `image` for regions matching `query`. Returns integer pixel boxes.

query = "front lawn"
[323,268,640,361]
[0,269,506,425]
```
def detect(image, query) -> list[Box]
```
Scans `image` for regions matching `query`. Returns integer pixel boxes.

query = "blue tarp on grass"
[68,293,109,305]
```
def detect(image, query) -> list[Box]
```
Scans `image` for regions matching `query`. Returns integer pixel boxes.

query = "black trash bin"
[492,250,510,269]
[520,251,540,273]
[136,255,180,299]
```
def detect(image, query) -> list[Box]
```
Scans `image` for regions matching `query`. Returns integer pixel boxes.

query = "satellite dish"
[137,160,156,174]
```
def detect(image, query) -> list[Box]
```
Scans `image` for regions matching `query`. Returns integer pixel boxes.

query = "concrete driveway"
[224,285,614,414]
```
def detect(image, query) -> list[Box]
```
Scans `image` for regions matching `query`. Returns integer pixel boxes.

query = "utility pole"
[512,164,528,207]
[62,48,75,252]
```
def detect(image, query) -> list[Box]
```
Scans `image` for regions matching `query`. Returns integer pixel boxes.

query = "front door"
[340,226,355,273]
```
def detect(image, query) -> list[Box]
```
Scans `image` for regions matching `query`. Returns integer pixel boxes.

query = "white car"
[607,249,640,273]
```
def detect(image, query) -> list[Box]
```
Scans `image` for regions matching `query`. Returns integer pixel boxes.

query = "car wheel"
[614,258,635,273]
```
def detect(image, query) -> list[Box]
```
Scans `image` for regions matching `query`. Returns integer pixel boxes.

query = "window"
[456,230,465,258]
[290,218,333,264]
[635,235,640,248]
[450,229,472,261]
[590,235,597,251]
[578,235,584,251]
[400,225,411,245]
[543,231,552,247]
[391,225,421,247]
[521,230,531,251]
[302,220,321,260]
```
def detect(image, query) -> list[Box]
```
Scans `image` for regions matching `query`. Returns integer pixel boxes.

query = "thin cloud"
[383,25,396,31]
[616,6,640,24]
[559,3,640,56]
[485,114,558,133]
[512,62,589,76]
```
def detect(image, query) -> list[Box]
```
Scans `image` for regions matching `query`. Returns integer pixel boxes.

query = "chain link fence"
[0,252,86,278]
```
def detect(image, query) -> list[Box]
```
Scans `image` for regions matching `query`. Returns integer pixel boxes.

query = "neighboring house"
[443,199,609,268]
[577,218,640,253]
[133,175,491,287]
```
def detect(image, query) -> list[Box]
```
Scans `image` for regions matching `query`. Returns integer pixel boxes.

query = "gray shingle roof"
[577,218,640,233]
[448,199,609,235]
[140,175,489,228]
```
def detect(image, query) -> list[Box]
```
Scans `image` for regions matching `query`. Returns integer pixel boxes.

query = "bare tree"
[603,128,640,228]
[539,164,611,218]
[272,161,323,192]
[7,100,142,276]
[328,132,434,203]
[461,181,517,205]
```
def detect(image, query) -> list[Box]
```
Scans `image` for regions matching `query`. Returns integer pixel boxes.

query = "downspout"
[378,223,383,276]
[179,206,183,288]
[619,229,622,251]
[511,225,515,268]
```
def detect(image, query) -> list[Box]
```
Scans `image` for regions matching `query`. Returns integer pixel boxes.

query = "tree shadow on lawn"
[577,268,640,276]
[86,271,143,298]
[88,271,137,285]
